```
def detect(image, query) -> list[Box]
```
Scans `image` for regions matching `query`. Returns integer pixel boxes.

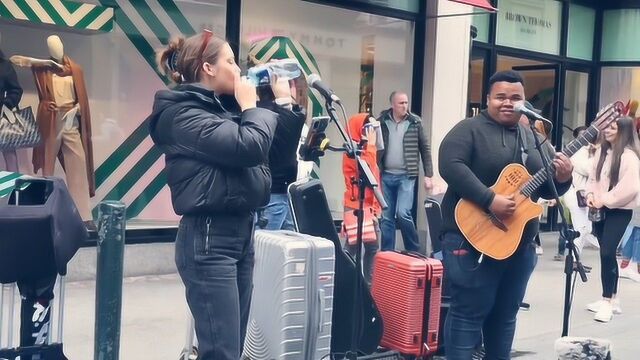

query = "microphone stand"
[527,119,587,338]
[321,99,387,359]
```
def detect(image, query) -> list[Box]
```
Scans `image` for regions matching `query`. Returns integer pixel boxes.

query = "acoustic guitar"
[454,101,624,260]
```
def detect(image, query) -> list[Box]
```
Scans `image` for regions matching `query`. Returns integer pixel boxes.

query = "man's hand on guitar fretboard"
[552,152,573,183]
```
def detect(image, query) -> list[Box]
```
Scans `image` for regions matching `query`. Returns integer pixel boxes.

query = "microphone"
[514,102,553,127]
[307,74,340,103]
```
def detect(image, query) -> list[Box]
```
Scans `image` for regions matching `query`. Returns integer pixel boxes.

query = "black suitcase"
[424,196,449,356]
[424,196,444,257]
[288,178,383,356]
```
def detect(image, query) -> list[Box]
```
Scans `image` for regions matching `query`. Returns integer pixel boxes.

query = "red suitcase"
[371,251,443,358]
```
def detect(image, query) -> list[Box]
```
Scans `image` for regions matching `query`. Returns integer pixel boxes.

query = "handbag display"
[0,105,41,151]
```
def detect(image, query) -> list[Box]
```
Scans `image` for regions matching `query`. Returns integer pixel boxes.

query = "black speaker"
[0,177,87,283]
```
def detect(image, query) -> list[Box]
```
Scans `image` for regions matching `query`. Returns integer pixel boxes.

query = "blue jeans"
[380,173,419,251]
[621,226,640,262]
[175,214,255,360]
[257,193,295,231]
[441,232,537,360]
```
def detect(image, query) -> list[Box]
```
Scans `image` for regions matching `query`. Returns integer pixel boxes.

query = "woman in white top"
[557,126,599,260]
[585,117,640,323]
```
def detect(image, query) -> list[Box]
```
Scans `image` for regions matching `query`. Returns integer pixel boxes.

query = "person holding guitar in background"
[585,116,640,323]
[438,70,573,359]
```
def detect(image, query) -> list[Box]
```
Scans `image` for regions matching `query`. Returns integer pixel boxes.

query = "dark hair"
[157,31,227,84]
[488,70,524,92]
[573,125,588,139]
[596,116,640,186]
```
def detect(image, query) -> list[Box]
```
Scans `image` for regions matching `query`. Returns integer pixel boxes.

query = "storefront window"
[0,0,226,224]
[567,4,595,61]
[563,71,589,145]
[602,9,640,62]
[240,0,415,213]
[495,0,562,55]
[599,67,640,108]
[472,9,490,43]
[351,0,420,13]
[468,51,486,116]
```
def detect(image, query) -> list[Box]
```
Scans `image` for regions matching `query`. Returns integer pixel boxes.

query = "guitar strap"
[518,124,529,166]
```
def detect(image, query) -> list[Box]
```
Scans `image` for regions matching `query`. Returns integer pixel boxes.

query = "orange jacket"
[342,113,382,216]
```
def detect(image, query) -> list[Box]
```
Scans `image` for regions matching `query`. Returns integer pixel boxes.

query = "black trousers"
[593,208,633,298]
[175,214,255,360]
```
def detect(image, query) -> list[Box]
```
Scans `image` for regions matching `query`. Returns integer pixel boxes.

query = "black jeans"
[175,213,255,360]
[593,208,632,298]
[441,232,537,360]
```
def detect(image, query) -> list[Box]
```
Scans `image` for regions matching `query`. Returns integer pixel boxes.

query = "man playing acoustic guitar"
[438,70,574,359]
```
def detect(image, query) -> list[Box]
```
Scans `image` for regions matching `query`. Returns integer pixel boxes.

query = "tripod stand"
[526,120,588,337]
[314,99,387,359]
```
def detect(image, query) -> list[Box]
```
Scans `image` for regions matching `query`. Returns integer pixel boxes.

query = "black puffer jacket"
[148,83,278,216]
[0,50,23,109]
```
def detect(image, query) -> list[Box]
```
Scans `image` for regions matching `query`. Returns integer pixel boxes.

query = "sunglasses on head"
[198,29,213,61]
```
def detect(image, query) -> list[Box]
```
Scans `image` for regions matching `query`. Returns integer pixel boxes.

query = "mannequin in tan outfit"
[11,35,95,229]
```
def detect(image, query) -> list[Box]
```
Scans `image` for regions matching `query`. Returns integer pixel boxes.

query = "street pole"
[94,201,126,360]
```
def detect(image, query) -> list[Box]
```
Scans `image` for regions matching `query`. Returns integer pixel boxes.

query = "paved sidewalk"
[513,233,640,359]
[2,232,638,359]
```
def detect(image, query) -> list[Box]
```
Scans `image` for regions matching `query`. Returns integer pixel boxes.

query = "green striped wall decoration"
[92,0,195,219]
[0,171,23,198]
[0,0,114,32]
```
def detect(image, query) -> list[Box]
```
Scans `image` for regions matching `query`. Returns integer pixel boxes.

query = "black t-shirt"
[258,101,306,194]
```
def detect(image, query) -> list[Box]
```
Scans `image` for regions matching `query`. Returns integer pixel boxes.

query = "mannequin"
[11,35,95,228]
[0,31,23,172]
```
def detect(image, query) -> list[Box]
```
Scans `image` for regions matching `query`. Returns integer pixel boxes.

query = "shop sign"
[496,0,561,54]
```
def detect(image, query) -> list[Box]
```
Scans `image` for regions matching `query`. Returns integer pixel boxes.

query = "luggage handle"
[398,250,427,259]
[317,288,325,334]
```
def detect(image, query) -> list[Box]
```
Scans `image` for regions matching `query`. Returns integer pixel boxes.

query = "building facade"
[3,0,637,237]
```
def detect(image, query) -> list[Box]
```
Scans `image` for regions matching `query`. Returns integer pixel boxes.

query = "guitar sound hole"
[506,172,523,186]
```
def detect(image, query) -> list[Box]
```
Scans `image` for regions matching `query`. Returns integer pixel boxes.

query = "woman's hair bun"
[158,37,185,84]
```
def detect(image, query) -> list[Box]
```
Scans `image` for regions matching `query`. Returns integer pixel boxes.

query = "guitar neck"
[520,125,598,197]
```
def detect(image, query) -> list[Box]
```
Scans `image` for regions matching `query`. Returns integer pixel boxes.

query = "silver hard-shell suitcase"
[242,230,335,360]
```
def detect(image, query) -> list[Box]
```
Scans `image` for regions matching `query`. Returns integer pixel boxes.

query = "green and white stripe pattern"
[0,0,114,31]
[247,36,324,117]
[91,0,195,219]
[0,171,24,198]
[1,2,328,219]
[80,3,326,219]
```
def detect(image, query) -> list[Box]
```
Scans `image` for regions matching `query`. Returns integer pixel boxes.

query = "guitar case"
[288,179,383,356]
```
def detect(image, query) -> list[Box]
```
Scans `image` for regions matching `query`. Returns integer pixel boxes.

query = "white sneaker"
[594,301,613,322]
[619,264,631,279]
[620,265,640,282]
[613,298,622,314]
[587,299,605,313]
[587,298,622,314]
[536,246,544,255]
